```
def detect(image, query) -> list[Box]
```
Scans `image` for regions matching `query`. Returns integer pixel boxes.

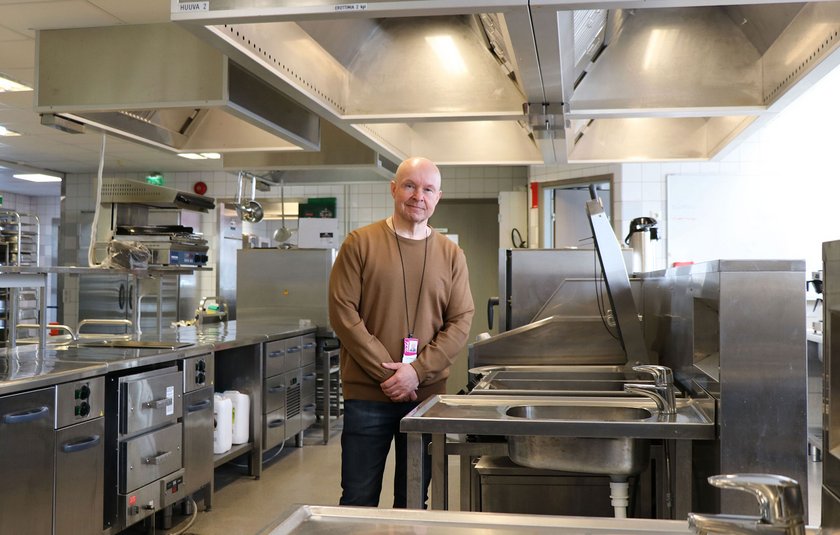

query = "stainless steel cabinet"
[262,332,317,452]
[55,418,104,535]
[0,387,55,535]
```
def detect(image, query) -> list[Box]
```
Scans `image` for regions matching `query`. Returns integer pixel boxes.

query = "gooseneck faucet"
[688,474,805,534]
[623,364,677,414]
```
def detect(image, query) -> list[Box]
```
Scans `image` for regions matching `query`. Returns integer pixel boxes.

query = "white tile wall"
[62,165,527,307]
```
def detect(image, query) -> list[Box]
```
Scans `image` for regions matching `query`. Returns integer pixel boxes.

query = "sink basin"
[75,341,193,350]
[506,405,652,421]
[506,404,652,476]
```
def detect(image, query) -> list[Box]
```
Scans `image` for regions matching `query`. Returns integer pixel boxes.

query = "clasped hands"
[380,361,419,402]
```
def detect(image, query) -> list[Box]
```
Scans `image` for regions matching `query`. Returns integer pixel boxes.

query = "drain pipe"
[609,478,630,518]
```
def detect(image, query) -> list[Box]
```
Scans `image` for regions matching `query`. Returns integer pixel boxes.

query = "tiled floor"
[134,423,824,534]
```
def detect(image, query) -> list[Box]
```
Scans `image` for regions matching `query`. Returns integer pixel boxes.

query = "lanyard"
[391,219,429,338]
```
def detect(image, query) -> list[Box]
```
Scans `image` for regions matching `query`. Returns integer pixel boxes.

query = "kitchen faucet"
[688,474,805,534]
[623,364,677,414]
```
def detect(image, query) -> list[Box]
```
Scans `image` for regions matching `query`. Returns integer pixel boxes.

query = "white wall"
[63,165,527,310]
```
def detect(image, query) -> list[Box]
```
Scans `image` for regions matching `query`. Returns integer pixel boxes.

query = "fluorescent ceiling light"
[177,152,221,160]
[0,126,20,137]
[425,35,468,75]
[0,73,32,92]
[13,173,62,183]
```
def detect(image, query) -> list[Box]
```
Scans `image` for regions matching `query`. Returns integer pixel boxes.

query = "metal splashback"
[498,248,635,333]
[470,197,648,369]
[174,1,840,164]
[644,259,806,516]
[36,23,320,154]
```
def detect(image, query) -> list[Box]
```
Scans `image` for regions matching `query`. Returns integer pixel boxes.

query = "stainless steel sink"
[506,404,652,421]
[506,404,652,475]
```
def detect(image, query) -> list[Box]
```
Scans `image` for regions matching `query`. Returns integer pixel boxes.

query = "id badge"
[402,337,418,364]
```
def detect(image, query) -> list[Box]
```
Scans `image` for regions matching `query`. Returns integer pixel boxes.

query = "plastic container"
[213,394,233,455]
[222,390,250,445]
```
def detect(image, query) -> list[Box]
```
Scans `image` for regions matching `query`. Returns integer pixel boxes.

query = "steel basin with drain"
[506,404,652,475]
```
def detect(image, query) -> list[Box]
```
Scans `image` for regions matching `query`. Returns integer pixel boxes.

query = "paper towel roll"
[222,390,250,445]
[213,394,233,455]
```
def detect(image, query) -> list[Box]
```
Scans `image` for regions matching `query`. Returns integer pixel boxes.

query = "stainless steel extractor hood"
[173,1,840,164]
[101,178,215,212]
[224,121,399,182]
[35,23,320,154]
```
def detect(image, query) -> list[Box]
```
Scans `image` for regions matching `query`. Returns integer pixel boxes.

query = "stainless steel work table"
[400,394,716,511]
[264,505,693,534]
[0,320,317,480]
[152,320,318,478]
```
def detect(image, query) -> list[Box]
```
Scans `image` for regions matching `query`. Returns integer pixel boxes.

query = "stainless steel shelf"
[213,442,253,468]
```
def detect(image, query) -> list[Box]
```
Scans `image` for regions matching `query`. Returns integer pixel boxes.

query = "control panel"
[167,250,208,266]
[183,353,214,393]
[55,376,105,428]
[160,468,186,507]
[122,479,159,526]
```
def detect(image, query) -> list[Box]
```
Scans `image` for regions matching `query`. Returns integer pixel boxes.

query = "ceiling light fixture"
[177,152,221,160]
[0,126,21,137]
[13,173,62,183]
[0,73,32,92]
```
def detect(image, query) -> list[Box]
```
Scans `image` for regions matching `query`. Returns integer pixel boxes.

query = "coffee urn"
[624,217,659,273]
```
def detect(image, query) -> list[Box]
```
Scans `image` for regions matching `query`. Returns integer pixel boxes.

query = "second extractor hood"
[174,1,840,164]
[35,23,320,154]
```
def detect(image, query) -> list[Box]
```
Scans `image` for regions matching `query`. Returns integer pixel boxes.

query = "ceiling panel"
[87,0,170,23]
[0,1,122,38]
[0,40,34,70]
[0,25,28,41]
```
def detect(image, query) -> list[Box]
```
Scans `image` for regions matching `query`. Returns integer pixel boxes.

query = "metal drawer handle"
[142,398,173,410]
[268,419,285,428]
[62,434,101,454]
[142,450,172,465]
[186,399,211,413]
[303,342,316,349]
[267,386,286,394]
[2,405,49,424]
[303,373,317,380]
[287,346,301,353]
[268,350,285,358]
[304,403,316,410]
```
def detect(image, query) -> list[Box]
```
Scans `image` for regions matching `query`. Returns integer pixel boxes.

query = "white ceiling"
[0,0,225,196]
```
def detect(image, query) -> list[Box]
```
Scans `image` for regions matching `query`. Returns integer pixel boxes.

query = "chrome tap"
[688,474,805,535]
[623,364,677,414]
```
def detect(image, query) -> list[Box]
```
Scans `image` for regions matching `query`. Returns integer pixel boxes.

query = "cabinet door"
[0,388,55,535]
[55,418,105,535]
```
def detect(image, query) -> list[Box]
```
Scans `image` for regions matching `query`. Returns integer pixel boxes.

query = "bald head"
[390,157,443,235]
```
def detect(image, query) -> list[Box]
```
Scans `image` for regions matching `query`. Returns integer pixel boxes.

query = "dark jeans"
[340,399,432,508]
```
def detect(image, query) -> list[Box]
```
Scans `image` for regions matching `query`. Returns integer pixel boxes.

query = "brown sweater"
[329,220,474,402]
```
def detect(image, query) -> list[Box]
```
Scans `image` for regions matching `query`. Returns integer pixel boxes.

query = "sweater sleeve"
[328,233,393,383]
[411,246,474,384]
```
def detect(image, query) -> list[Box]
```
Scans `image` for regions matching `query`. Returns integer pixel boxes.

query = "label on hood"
[334,3,367,12]
[177,1,209,12]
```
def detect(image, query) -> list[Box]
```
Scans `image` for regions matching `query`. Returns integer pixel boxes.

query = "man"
[328,156,474,508]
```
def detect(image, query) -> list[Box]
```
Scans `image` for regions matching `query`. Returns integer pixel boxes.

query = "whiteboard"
[666,174,839,274]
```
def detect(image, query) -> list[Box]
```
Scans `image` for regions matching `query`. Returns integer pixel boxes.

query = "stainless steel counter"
[264,505,693,534]
[400,394,715,510]
[402,395,715,439]
[0,320,316,395]
[0,350,107,396]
